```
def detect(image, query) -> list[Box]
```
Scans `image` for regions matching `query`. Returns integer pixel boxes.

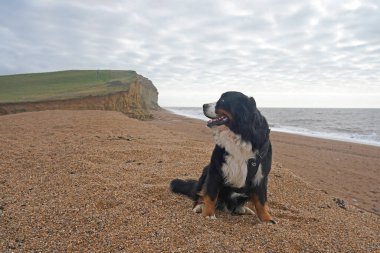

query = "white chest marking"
[213,127,255,188]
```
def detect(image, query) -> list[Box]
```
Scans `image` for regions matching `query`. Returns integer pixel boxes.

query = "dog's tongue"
[207,116,228,128]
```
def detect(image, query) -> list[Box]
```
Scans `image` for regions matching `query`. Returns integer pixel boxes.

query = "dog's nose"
[203,104,208,110]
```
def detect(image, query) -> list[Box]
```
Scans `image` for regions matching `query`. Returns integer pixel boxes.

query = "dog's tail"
[170,179,198,200]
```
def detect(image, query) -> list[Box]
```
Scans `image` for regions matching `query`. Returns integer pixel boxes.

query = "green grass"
[0,70,138,103]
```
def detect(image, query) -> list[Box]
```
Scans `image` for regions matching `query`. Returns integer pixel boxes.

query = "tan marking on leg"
[251,195,275,223]
[202,195,217,218]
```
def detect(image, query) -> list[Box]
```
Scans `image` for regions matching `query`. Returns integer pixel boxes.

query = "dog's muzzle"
[203,103,217,118]
[203,103,229,128]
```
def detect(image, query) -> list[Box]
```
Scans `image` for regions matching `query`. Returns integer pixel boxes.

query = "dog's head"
[203,91,257,130]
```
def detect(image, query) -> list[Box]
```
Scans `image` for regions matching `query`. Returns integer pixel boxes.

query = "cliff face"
[0,74,159,119]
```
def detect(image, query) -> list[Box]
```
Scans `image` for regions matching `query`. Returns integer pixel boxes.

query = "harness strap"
[245,136,270,187]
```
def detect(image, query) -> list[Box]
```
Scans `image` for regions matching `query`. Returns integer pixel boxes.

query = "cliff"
[0,73,159,119]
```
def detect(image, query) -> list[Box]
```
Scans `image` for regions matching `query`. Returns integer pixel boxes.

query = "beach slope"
[0,110,379,252]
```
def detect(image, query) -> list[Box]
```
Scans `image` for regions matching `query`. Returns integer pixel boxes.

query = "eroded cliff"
[0,74,159,119]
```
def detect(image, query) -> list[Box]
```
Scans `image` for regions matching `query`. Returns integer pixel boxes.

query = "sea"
[166,107,380,147]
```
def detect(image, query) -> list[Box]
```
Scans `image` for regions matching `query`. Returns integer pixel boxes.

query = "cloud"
[0,0,379,107]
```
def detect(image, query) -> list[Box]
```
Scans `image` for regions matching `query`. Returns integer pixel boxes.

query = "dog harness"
[245,132,271,187]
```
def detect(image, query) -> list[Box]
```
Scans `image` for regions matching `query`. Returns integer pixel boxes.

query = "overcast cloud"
[1,0,379,107]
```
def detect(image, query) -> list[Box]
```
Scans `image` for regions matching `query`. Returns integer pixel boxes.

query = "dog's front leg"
[250,194,275,223]
[249,182,276,224]
[202,194,218,219]
[201,176,220,219]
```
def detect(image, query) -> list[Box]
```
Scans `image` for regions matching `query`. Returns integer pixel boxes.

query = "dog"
[170,91,275,223]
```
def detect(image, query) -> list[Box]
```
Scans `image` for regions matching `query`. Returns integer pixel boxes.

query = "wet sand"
[0,110,379,252]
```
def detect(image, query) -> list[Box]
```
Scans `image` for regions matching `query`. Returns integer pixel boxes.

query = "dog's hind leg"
[192,203,204,213]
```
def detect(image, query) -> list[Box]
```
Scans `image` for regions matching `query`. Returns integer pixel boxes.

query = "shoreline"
[271,128,380,148]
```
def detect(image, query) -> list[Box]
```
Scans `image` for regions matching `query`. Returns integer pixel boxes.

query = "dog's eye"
[220,99,225,104]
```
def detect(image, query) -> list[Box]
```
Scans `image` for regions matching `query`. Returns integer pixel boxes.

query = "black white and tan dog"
[170,91,275,223]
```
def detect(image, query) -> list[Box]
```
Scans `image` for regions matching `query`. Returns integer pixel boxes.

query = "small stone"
[333,198,347,209]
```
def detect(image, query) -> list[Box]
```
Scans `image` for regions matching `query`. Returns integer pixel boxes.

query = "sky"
[0,0,379,108]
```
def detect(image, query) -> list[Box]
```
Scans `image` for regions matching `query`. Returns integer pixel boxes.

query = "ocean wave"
[166,107,380,147]
[271,127,380,147]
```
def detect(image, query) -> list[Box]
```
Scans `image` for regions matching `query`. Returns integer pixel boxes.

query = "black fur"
[170,91,273,218]
[170,179,198,200]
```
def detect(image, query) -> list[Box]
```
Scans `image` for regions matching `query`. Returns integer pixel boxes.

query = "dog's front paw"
[260,218,277,224]
[194,204,217,219]
[205,214,217,220]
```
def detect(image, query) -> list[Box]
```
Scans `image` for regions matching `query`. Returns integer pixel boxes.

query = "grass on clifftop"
[0,70,137,103]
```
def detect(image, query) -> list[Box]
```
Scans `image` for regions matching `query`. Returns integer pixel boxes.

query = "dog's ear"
[250,97,256,108]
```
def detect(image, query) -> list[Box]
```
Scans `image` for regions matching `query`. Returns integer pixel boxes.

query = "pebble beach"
[0,109,379,252]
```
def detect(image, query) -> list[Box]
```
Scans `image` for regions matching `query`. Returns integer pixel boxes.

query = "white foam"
[271,127,380,147]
